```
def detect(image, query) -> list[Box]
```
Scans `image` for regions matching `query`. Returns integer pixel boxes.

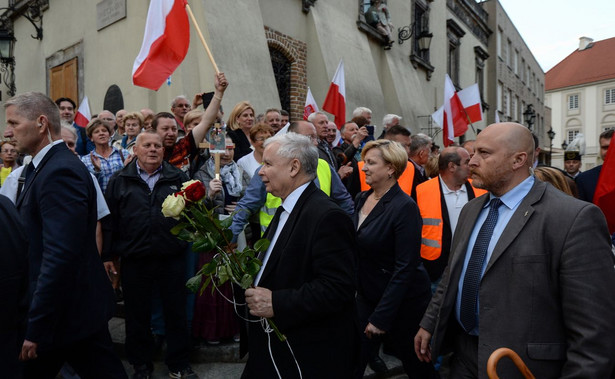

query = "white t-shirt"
[237,151,261,179]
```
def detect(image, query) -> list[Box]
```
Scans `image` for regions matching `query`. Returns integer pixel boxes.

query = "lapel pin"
[524,211,528,217]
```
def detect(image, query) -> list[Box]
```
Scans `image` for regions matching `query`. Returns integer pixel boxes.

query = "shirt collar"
[440,176,467,194]
[281,181,310,214]
[136,159,162,176]
[32,140,63,168]
[486,175,534,210]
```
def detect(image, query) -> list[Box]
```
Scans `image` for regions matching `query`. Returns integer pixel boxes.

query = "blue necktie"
[258,205,285,261]
[460,198,503,333]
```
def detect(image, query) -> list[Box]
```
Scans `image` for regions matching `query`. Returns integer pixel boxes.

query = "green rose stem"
[184,202,286,342]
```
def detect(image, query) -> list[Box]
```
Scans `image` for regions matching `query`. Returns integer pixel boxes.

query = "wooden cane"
[487,347,535,379]
[185,2,220,74]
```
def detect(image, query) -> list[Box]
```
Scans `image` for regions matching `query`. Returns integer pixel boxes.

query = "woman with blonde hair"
[226,101,255,162]
[354,140,435,378]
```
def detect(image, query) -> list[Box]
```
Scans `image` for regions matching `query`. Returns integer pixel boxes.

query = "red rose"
[183,181,206,202]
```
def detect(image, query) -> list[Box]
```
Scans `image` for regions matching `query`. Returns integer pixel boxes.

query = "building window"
[497,82,503,112]
[567,129,580,143]
[568,94,579,110]
[446,19,465,87]
[513,50,518,74]
[474,46,489,110]
[505,89,512,117]
[512,95,519,121]
[269,48,291,114]
[521,58,526,82]
[506,40,512,67]
[357,0,390,46]
[408,0,434,80]
[605,88,615,104]
[497,28,503,58]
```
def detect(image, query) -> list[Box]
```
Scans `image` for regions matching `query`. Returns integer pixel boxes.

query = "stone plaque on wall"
[96,0,126,31]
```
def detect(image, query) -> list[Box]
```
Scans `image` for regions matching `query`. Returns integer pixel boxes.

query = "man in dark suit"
[576,129,612,202]
[0,194,28,377]
[6,92,126,378]
[243,132,358,378]
[414,123,615,378]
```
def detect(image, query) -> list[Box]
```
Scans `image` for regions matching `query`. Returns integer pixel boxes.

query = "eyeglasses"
[174,104,191,108]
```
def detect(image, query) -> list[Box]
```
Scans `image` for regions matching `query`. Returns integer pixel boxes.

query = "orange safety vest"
[358,161,415,196]
[416,178,487,261]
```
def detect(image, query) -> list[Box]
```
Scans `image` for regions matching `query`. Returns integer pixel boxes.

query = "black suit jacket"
[575,164,601,202]
[243,182,358,378]
[353,184,432,331]
[0,195,29,374]
[17,143,114,351]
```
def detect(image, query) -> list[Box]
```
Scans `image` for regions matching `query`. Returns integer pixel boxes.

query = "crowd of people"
[1,71,614,379]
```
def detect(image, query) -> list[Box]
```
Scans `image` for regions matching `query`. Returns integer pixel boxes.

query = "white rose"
[161,193,186,219]
[181,179,201,191]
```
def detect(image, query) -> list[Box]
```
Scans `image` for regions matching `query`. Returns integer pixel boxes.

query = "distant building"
[480,0,547,162]
[546,36,615,170]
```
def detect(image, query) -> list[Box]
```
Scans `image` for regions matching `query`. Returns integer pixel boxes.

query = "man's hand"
[103,261,118,281]
[245,287,274,318]
[352,126,369,148]
[192,93,204,109]
[20,340,38,361]
[364,322,385,339]
[338,162,353,180]
[414,327,433,362]
[215,72,228,92]
[224,201,237,214]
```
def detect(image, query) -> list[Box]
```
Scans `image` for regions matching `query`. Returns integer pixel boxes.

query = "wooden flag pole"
[184,3,219,74]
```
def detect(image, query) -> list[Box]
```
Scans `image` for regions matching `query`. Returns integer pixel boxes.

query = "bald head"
[470,123,533,196]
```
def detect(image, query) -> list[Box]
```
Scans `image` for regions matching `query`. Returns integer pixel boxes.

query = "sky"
[497,0,615,73]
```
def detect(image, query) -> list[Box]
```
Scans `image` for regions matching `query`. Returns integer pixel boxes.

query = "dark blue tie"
[258,205,285,261]
[460,198,503,333]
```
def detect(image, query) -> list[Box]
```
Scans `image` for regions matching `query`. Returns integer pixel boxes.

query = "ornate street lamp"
[0,27,15,97]
[523,104,536,130]
[547,128,555,166]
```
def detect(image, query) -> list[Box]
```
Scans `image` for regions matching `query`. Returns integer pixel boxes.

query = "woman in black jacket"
[353,140,436,378]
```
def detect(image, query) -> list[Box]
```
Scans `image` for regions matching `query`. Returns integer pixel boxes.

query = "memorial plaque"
[97,0,126,31]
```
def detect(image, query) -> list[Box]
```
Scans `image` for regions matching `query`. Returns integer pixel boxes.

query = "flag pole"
[462,108,477,135]
[184,2,219,74]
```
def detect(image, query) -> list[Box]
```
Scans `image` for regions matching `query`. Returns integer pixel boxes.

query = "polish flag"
[322,59,346,129]
[74,96,91,128]
[132,0,190,91]
[303,87,319,120]
[594,141,615,233]
[431,78,482,146]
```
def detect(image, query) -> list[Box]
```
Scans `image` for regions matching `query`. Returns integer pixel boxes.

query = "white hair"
[264,132,318,179]
[382,114,402,127]
[307,111,327,124]
[352,107,372,118]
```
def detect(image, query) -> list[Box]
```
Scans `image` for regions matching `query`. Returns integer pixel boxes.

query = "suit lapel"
[356,184,401,232]
[484,180,546,274]
[259,182,317,285]
[16,143,63,208]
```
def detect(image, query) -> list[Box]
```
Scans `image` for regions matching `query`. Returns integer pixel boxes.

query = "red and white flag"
[132,0,190,91]
[74,96,91,128]
[457,83,483,124]
[322,59,346,129]
[303,87,319,120]
[432,77,482,146]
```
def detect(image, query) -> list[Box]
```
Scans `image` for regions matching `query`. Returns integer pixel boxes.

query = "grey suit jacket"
[420,179,615,379]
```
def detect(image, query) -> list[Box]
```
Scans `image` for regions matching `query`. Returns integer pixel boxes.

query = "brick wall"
[264,26,307,122]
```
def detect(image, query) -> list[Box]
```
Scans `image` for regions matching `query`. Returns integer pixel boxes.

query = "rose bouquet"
[161,179,285,341]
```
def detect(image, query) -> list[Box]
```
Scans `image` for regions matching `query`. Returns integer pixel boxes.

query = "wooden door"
[50,57,78,104]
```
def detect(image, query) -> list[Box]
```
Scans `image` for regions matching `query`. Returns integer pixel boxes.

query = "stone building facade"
[0,0,501,146]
